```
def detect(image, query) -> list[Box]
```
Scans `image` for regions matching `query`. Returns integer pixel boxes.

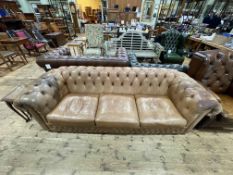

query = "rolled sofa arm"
[2,72,68,129]
[168,73,222,132]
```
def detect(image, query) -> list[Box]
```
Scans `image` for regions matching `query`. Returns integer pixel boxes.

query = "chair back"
[85,24,104,48]
[32,29,48,42]
[161,29,183,52]
[14,30,28,38]
[110,31,152,51]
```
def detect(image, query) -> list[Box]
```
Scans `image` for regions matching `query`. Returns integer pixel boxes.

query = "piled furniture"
[0,32,29,63]
[104,31,164,63]
[188,50,233,94]
[14,29,47,54]
[84,24,104,56]
[36,47,129,71]
[156,29,186,64]
[2,66,221,134]
[0,49,25,71]
[0,32,27,70]
[129,54,187,72]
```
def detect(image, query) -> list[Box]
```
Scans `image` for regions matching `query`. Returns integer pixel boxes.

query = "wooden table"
[45,32,66,47]
[188,36,233,53]
[73,37,87,47]
[67,40,85,56]
[0,37,29,63]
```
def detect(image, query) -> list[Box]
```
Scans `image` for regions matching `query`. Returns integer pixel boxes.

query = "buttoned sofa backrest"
[52,66,180,96]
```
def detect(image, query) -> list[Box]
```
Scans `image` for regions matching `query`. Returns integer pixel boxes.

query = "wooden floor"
[0,60,233,175]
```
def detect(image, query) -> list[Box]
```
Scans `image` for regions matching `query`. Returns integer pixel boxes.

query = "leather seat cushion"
[165,52,184,63]
[47,94,98,126]
[95,94,139,128]
[134,50,157,58]
[136,96,187,128]
[84,48,101,56]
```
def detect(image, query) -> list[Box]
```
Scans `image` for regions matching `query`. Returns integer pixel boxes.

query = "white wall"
[40,0,49,4]
[17,0,33,13]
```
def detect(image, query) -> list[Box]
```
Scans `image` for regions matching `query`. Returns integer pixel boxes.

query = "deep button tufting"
[74,81,77,85]
[47,83,52,87]
[24,92,30,95]
[112,82,114,86]
[41,91,45,95]
[69,72,72,76]
[136,74,138,77]
[88,73,91,77]
[155,74,158,77]
[130,82,133,86]
[145,74,148,78]
[93,81,95,85]
[102,81,104,86]
[83,81,86,85]
[149,83,152,87]
[107,73,110,77]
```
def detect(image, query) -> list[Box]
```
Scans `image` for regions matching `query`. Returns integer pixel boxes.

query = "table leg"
[5,102,31,122]
[17,44,28,63]
[80,43,84,55]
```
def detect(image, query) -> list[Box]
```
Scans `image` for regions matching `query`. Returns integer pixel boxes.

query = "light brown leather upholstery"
[136,96,187,129]
[96,95,139,128]
[3,66,222,134]
[47,94,98,126]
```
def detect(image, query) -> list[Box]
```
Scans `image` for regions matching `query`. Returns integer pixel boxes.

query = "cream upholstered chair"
[84,24,104,56]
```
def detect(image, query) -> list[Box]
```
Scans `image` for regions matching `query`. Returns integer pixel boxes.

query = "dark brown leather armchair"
[188,50,233,93]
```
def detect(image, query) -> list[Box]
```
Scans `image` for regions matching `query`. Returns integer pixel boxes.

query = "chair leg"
[4,57,13,71]
[35,48,40,56]
[44,45,48,52]
[19,55,26,64]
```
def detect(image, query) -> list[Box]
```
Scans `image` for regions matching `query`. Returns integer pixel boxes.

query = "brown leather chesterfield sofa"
[36,47,129,71]
[2,66,222,134]
[188,50,233,93]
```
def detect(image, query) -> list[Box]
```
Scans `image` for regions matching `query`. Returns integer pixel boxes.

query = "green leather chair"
[157,29,186,64]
